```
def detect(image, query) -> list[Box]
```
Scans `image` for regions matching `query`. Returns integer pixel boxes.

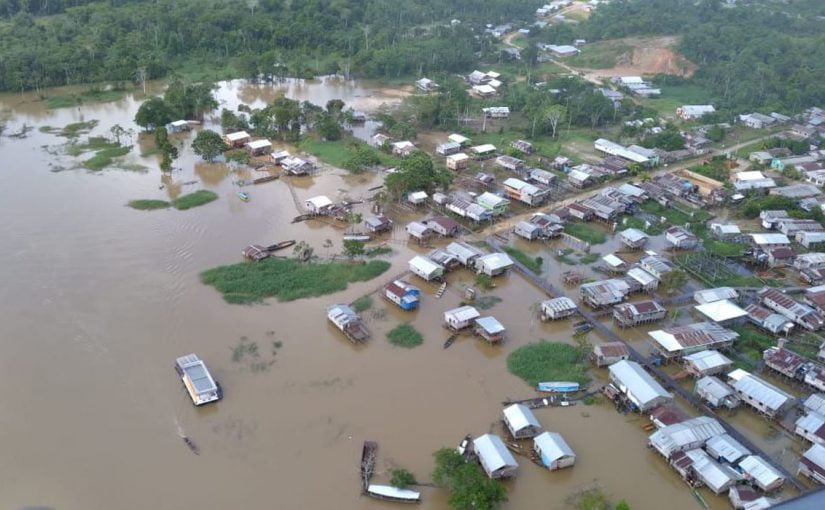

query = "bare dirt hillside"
[584,36,697,80]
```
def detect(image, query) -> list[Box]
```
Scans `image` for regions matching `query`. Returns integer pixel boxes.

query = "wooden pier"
[484,236,807,492]
[360,441,378,491]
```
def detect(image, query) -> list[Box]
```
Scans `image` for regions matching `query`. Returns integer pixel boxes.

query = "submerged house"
[541,297,578,320]
[648,416,725,458]
[619,228,649,250]
[671,449,741,494]
[473,434,519,479]
[502,404,542,439]
[648,322,738,361]
[304,195,334,215]
[799,443,825,485]
[738,455,785,492]
[608,360,673,412]
[409,255,444,282]
[706,434,750,465]
[365,214,393,233]
[383,280,421,311]
[424,216,461,237]
[476,192,510,216]
[533,432,576,471]
[446,241,483,268]
[406,221,434,244]
[245,139,272,156]
[665,226,699,250]
[223,130,251,148]
[745,303,795,335]
[683,350,733,377]
[444,306,481,330]
[759,288,825,331]
[581,279,631,308]
[282,156,314,175]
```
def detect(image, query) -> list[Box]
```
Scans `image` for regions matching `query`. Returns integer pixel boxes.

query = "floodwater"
[0,79,762,510]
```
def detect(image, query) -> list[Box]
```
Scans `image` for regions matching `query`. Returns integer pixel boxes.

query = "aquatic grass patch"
[224,149,250,164]
[365,246,392,258]
[502,246,542,274]
[507,341,589,387]
[83,146,132,170]
[172,190,218,210]
[474,295,502,310]
[201,258,391,304]
[67,136,122,156]
[564,223,606,245]
[60,120,99,138]
[579,253,600,264]
[352,295,373,313]
[128,199,171,210]
[387,323,423,348]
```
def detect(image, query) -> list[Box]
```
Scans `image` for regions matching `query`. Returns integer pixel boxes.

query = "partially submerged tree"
[385,151,452,199]
[390,468,417,489]
[191,129,225,162]
[432,448,506,510]
[134,97,172,131]
[343,239,365,259]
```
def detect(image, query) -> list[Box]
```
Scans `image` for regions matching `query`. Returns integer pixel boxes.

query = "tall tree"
[191,129,225,162]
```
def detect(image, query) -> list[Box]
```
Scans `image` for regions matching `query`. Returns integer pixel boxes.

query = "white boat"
[366,484,421,504]
[537,381,580,393]
[175,354,221,406]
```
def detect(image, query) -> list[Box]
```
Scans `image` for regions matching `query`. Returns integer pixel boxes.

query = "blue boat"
[537,381,580,393]
[238,191,250,202]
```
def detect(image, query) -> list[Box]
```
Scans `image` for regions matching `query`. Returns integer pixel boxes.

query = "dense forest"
[539,0,825,113]
[0,0,533,92]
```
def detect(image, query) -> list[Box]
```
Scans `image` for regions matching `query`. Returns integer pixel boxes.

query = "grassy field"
[128,199,171,210]
[502,246,543,274]
[564,223,607,244]
[640,201,712,226]
[675,252,762,287]
[83,146,131,170]
[201,258,391,304]
[639,84,713,117]
[731,326,775,364]
[387,323,424,348]
[569,42,632,69]
[67,136,121,156]
[298,136,400,169]
[507,341,589,387]
[173,190,218,210]
[690,223,746,257]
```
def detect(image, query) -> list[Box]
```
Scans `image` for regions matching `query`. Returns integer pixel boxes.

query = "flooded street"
[0,80,730,510]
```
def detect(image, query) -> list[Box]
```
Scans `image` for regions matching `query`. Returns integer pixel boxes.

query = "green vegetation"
[386,151,452,198]
[298,137,398,171]
[564,223,607,245]
[83,146,131,170]
[675,252,763,287]
[731,326,775,363]
[387,323,423,348]
[390,468,417,490]
[365,246,392,258]
[191,129,225,162]
[571,488,610,510]
[42,120,99,138]
[690,224,745,258]
[67,136,121,156]
[688,157,729,182]
[172,190,218,210]
[659,269,688,293]
[44,87,126,109]
[475,274,494,290]
[555,248,576,265]
[506,341,589,387]
[638,84,713,117]
[432,448,507,510]
[224,149,250,164]
[579,253,600,264]
[127,199,171,210]
[569,41,632,69]
[351,296,373,313]
[640,201,711,226]
[474,296,503,310]
[502,246,542,274]
[201,258,391,305]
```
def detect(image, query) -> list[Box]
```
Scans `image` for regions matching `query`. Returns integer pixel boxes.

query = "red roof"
[650,405,689,427]
[596,341,629,358]
[763,347,807,373]
[427,216,460,231]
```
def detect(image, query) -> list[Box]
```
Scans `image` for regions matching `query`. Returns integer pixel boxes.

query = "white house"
[476,252,514,276]
[473,434,519,479]
[677,105,716,120]
[502,404,542,439]
[409,255,444,281]
[533,432,576,470]
[444,306,481,330]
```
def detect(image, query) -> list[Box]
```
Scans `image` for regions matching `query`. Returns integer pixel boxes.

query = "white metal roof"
[627,267,657,287]
[649,416,725,457]
[409,255,443,275]
[474,433,518,471]
[751,233,790,245]
[225,131,250,141]
[705,433,750,463]
[738,455,783,488]
[683,350,732,372]
[609,360,671,408]
[473,84,497,95]
[696,376,735,401]
[684,449,740,493]
[477,252,514,270]
[621,228,649,242]
[392,140,415,150]
[446,241,482,261]
[445,305,480,322]
[695,300,748,323]
[568,169,592,181]
[246,139,272,149]
[735,171,767,181]
[408,191,428,202]
[594,138,650,164]
[533,431,574,461]
[542,297,577,312]
[602,253,626,267]
[796,412,825,437]
[476,316,505,334]
[449,134,470,144]
[712,223,741,234]
[804,394,825,415]
[472,144,497,153]
[802,443,825,470]
[649,322,738,353]
[447,152,469,162]
[169,120,188,127]
[503,404,540,432]
[729,371,792,412]
[694,287,739,304]
[366,485,421,501]
[305,195,333,209]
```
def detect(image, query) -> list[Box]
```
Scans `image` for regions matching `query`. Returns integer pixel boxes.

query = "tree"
[390,469,417,489]
[326,99,345,115]
[343,144,382,173]
[707,124,725,142]
[660,269,688,293]
[134,97,172,131]
[616,500,632,510]
[191,129,225,162]
[316,113,343,141]
[110,124,126,145]
[385,151,452,198]
[544,104,566,138]
[342,240,365,259]
[432,448,507,510]
[154,127,178,171]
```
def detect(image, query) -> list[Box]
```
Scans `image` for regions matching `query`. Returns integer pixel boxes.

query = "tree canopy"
[385,151,452,198]
[432,448,507,510]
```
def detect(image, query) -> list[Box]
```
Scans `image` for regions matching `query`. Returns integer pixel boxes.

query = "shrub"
[387,323,423,348]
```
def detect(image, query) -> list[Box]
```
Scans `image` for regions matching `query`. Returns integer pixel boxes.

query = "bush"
[387,323,423,348]
[507,342,589,387]
[390,468,417,489]
[352,295,373,313]
[475,274,494,289]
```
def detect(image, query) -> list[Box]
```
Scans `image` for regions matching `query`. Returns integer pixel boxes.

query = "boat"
[366,485,421,504]
[266,240,296,252]
[573,320,593,334]
[242,244,270,261]
[292,214,313,223]
[252,175,279,185]
[456,434,472,456]
[238,191,250,202]
[175,354,221,406]
[343,234,371,242]
[443,334,457,349]
[537,381,581,393]
[182,436,200,455]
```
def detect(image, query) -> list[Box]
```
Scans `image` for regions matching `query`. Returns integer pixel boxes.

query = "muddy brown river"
[0,78,764,509]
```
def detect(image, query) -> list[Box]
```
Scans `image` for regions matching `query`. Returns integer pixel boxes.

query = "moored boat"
[366,485,421,504]
[175,354,221,406]
[252,175,279,185]
[242,244,270,261]
[266,240,296,252]
[537,381,580,393]
[238,191,250,202]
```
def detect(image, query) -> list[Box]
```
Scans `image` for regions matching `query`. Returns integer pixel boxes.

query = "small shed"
[446,153,470,170]
[683,350,733,377]
[474,316,506,343]
[473,433,519,479]
[407,191,428,206]
[166,120,191,132]
[436,142,462,156]
[304,195,334,214]
[409,255,444,282]
[223,130,251,148]
[391,141,416,157]
[470,144,497,159]
[245,139,272,156]
[533,432,576,471]
[502,404,542,439]
[384,280,420,311]
[365,214,393,233]
[406,221,434,243]
[271,150,290,164]
[541,297,578,320]
[593,342,630,367]
[476,252,514,276]
[444,306,481,330]
[449,134,470,146]
[619,228,649,250]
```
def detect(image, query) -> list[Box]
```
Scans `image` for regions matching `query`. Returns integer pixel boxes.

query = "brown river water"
[0,78,790,509]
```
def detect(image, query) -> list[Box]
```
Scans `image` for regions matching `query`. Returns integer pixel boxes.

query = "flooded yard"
[0,79,800,510]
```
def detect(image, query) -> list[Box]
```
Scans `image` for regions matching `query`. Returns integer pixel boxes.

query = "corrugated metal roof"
[705,433,750,463]
[534,431,574,462]
[474,434,518,471]
[476,316,505,334]
[445,306,480,322]
[609,360,671,408]
[804,394,825,415]
[409,255,443,275]
[542,297,577,313]
[649,416,725,457]
[802,443,825,471]
[684,449,740,493]
[730,371,792,413]
[695,300,748,322]
[620,228,648,242]
[739,455,784,489]
[478,252,514,271]
[649,322,738,353]
[683,350,732,372]
[696,376,735,401]
[503,404,540,432]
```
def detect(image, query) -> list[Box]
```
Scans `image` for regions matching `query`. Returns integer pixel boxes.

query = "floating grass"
[387,323,423,348]
[173,190,218,210]
[201,258,391,304]
[507,341,589,387]
[128,199,171,210]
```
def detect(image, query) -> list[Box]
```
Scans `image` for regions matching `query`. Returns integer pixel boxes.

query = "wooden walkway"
[484,236,806,491]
